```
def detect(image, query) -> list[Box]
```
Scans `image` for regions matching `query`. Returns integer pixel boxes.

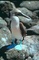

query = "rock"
[2,35,39,60]
[36,20,39,25]
[0,1,16,18]
[20,1,39,11]
[0,17,7,28]
[0,35,39,60]
[0,26,12,49]
[4,17,11,26]
[0,57,4,60]
[33,10,39,17]
[27,24,39,34]
[32,18,39,23]
[33,53,39,60]
[24,35,39,57]
[25,36,39,51]
[5,49,25,60]
[25,56,32,60]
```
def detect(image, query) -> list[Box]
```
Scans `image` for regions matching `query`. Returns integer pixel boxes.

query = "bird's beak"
[15,9,31,19]
[19,12,30,18]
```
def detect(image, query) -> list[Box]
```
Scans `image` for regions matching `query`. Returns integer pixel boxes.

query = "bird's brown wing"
[20,22,27,37]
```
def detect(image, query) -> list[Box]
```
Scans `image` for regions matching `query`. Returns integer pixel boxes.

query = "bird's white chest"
[11,26,22,39]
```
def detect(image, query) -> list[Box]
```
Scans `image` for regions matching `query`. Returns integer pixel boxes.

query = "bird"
[1,1,37,41]
[10,16,27,44]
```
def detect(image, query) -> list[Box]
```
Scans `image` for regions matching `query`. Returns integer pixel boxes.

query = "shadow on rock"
[0,43,16,60]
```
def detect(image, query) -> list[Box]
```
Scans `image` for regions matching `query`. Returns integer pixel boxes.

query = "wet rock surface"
[0,1,39,60]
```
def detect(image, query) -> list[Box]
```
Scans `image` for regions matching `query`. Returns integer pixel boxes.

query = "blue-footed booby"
[11,16,27,44]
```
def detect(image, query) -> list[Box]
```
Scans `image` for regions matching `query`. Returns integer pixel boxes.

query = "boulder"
[33,10,39,17]
[0,1,16,18]
[4,17,11,26]
[20,1,39,11]
[1,35,39,60]
[33,53,39,60]
[27,24,39,34]
[0,26,12,49]
[0,17,7,28]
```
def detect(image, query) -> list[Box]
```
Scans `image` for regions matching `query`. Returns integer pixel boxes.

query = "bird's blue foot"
[6,39,23,50]
[7,39,17,50]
